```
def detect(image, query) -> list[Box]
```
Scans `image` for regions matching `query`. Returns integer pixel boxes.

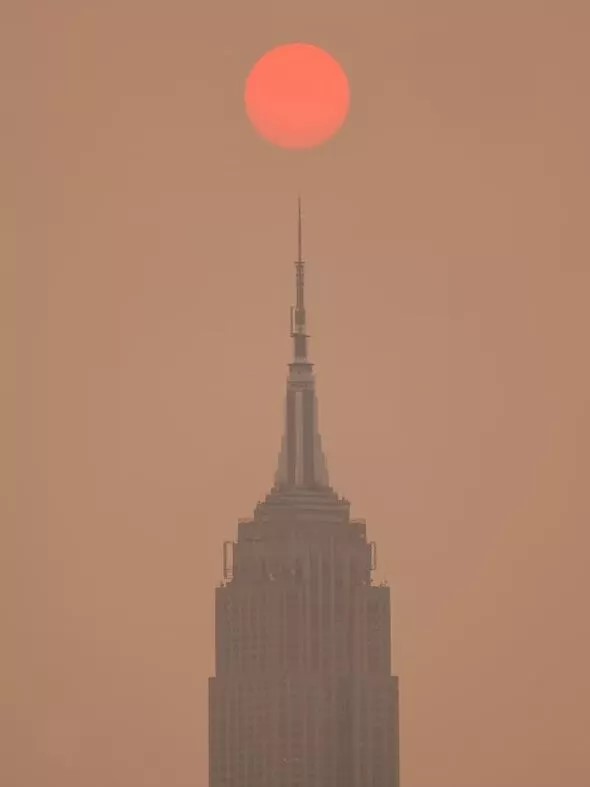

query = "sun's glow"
[244,43,350,150]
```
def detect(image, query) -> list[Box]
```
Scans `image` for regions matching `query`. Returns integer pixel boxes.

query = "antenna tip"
[297,196,303,262]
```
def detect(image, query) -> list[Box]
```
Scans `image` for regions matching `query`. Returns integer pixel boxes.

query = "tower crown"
[274,200,330,491]
[290,197,308,362]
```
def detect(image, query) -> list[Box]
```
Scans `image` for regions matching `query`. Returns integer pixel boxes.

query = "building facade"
[209,205,400,787]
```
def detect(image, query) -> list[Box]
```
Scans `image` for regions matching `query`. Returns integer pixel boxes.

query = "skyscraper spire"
[298,194,302,262]
[291,197,308,362]
[275,200,329,490]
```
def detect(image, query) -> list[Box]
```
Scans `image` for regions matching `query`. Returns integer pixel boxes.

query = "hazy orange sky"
[5,2,590,786]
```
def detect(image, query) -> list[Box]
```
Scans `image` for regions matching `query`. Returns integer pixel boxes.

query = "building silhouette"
[209,203,400,787]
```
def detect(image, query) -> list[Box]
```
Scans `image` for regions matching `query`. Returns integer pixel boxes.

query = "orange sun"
[244,43,350,150]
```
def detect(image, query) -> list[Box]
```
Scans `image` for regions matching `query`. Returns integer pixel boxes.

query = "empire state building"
[209,203,400,787]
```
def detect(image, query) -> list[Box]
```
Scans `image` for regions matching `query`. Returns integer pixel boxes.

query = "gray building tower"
[209,203,400,787]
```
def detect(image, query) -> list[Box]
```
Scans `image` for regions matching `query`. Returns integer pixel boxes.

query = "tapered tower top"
[274,200,330,491]
[291,197,309,363]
